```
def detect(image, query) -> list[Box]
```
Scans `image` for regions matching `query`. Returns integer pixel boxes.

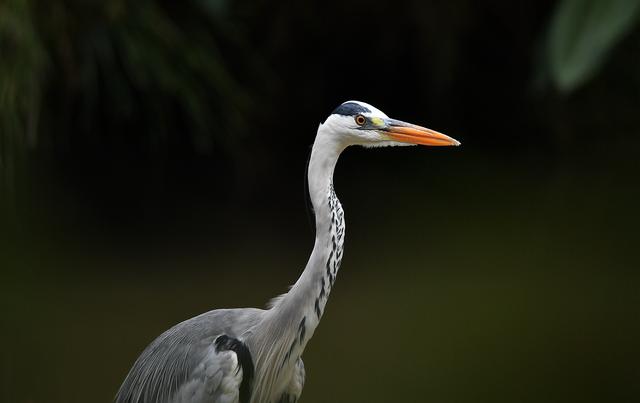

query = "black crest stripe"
[332,102,371,116]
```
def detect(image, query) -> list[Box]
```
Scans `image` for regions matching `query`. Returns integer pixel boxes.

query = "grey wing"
[115,308,262,403]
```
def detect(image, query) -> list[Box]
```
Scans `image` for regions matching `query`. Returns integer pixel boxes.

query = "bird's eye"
[354,115,366,126]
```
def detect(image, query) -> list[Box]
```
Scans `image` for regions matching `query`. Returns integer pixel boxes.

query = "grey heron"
[115,101,460,403]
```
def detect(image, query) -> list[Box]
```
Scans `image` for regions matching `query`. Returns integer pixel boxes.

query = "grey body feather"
[116,309,265,403]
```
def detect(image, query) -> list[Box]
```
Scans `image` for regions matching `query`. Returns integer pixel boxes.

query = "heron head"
[322,100,460,148]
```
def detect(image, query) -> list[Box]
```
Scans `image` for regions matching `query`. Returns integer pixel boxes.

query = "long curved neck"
[273,126,347,333]
[249,126,347,402]
[287,128,346,323]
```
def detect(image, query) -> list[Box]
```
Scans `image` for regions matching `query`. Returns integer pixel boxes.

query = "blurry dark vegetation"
[2,0,640,402]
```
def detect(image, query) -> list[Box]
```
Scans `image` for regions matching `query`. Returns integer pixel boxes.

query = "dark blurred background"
[2,0,640,402]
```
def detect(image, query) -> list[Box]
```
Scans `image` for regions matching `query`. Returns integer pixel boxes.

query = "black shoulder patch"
[215,335,254,403]
[332,102,371,116]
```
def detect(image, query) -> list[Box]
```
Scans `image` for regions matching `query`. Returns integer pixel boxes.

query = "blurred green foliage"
[0,0,259,203]
[545,0,640,92]
[0,0,46,205]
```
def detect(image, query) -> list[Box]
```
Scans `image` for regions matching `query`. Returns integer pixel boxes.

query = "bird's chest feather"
[273,358,305,403]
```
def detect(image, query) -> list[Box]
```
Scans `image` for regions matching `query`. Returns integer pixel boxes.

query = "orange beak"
[384,118,460,146]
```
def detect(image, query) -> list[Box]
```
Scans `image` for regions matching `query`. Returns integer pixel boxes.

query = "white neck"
[249,124,348,402]
[285,124,347,322]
